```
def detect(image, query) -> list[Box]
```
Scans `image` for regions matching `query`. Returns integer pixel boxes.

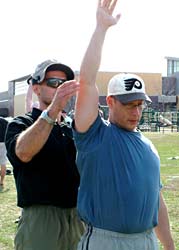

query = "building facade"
[1,70,179,117]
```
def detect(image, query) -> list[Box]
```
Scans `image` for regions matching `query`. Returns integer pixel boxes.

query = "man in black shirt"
[5,59,84,250]
[0,116,8,190]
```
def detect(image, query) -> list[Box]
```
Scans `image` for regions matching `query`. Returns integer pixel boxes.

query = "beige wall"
[14,94,26,116]
[14,93,38,117]
[13,71,162,116]
[137,72,162,96]
[96,71,162,96]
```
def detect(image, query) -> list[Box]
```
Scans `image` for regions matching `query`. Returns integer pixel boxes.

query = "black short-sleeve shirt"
[5,108,80,208]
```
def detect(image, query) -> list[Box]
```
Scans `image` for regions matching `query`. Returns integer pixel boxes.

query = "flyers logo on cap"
[124,78,142,91]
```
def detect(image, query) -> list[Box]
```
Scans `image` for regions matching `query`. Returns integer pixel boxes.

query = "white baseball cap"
[107,73,152,103]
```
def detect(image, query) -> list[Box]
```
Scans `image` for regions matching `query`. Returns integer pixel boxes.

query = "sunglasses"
[45,78,67,88]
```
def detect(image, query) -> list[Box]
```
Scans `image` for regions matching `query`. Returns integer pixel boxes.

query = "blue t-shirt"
[73,115,160,233]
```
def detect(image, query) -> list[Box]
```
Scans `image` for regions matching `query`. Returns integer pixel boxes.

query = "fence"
[139,109,179,132]
[100,106,179,132]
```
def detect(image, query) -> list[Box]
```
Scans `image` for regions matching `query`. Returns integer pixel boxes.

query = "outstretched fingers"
[52,80,80,111]
[108,0,118,14]
[98,0,120,24]
[59,80,80,98]
[102,0,111,8]
[99,0,118,12]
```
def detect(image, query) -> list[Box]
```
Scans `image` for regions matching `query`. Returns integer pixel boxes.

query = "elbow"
[15,146,32,163]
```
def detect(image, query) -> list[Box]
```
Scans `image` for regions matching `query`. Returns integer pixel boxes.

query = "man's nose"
[131,105,142,115]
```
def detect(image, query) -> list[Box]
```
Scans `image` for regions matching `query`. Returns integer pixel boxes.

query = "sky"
[0,0,179,92]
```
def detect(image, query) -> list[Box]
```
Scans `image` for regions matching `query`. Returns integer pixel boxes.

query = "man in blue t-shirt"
[73,0,175,249]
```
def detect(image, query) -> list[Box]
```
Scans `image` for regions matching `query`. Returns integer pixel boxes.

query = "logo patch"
[124,78,142,91]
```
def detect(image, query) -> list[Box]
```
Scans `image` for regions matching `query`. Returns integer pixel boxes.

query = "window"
[167,58,179,76]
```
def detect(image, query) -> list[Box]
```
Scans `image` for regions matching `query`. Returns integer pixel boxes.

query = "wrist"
[40,110,56,125]
[95,24,108,33]
[163,239,175,250]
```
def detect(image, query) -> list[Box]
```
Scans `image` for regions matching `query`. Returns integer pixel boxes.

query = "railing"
[100,105,179,133]
[139,110,179,132]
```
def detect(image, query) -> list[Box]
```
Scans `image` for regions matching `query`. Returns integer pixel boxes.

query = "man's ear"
[32,84,40,96]
[106,96,114,109]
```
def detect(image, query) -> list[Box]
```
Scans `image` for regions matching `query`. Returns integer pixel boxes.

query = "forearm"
[155,193,175,250]
[15,118,53,163]
[80,25,107,86]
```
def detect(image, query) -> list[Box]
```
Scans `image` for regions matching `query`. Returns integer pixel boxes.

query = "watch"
[40,110,56,125]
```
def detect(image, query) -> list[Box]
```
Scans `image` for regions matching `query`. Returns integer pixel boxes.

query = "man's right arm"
[155,193,175,250]
[15,80,79,163]
[74,0,121,133]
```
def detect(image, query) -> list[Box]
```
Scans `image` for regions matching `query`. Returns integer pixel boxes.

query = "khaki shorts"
[78,225,158,250]
[0,142,7,165]
[15,205,85,250]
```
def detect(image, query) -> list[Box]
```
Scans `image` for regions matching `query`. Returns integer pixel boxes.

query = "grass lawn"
[0,132,179,249]
[145,132,179,249]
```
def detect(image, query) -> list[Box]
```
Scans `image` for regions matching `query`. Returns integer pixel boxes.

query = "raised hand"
[96,0,121,30]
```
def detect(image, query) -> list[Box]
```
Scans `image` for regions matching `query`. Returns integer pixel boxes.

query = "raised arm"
[75,0,121,132]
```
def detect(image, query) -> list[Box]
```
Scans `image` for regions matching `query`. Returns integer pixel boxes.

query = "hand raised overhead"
[96,0,121,29]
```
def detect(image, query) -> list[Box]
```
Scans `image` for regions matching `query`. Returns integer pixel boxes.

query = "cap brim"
[46,63,74,81]
[114,93,152,104]
[27,62,75,85]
